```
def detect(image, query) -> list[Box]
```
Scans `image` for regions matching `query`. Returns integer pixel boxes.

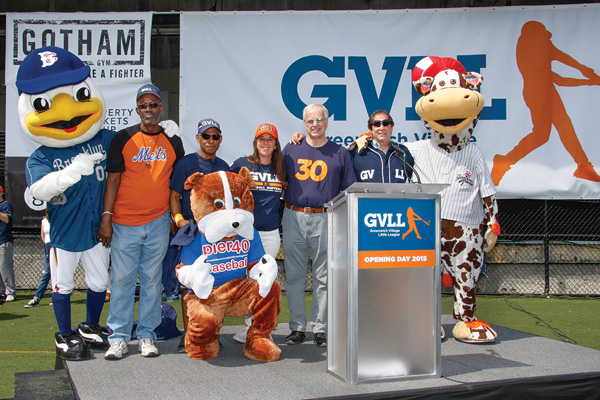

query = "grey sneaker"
[24,297,40,308]
[138,338,160,357]
[105,340,128,360]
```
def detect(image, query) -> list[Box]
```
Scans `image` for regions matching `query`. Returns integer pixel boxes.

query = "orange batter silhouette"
[402,207,429,240]
[491,21,600,185]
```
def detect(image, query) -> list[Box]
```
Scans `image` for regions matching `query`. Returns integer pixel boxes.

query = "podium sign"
[327,183,444,384]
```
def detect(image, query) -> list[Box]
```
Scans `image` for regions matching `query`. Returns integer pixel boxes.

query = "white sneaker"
[24,297,40,308]
[233,325,250,343]
[5,294,15,302]
[138,338,160,357]
[105,340,128,360]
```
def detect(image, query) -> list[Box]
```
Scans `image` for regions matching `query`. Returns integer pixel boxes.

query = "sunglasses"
[201,133,222,140]
[372,119,393,127]
[137,103,161,110]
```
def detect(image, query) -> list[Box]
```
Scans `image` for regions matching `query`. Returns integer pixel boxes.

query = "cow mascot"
[409,56,501,343]
[352,56,500,343]
[17,46,178,360]
[176,169,282,361]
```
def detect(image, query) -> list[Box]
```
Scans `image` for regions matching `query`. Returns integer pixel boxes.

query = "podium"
[327,182,446,384]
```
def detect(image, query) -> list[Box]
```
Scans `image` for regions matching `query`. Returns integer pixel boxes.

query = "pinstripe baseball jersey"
[405,139,496,224]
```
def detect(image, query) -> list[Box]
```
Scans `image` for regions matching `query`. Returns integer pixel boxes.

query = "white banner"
[5,12,153,157]
[180,6,600,199]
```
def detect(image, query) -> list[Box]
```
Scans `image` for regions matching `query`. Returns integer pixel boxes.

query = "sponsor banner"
[5,12,152,157]
[181,6,600,199]
[357,198,436,269]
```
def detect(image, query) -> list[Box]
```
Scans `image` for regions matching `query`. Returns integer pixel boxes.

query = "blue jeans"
[107,211,170,343]
[34,244,51,300]
[161,232,182,297]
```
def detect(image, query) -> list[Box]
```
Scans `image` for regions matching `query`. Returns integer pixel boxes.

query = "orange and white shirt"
[107,124,184,226]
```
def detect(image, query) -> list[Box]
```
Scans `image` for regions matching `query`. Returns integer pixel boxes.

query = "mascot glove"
[347,132,372,153]
[176,255,214,299]
[249,254,278,298]
[159,120,181,137]
[30,152,103,202]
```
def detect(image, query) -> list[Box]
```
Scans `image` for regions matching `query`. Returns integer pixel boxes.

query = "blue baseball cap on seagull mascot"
[16,46,91,95]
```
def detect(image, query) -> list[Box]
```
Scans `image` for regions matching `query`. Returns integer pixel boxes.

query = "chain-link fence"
[13,199,600,295]
[473,199,600,296]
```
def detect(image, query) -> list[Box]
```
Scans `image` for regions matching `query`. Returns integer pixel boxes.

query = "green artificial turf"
[1,291,599,398]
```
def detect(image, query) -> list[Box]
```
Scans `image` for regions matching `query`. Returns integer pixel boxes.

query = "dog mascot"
[17,46,178,360]
[176,169,282,361]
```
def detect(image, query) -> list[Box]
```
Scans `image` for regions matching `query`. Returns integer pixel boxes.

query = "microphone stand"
[389,141,421,184]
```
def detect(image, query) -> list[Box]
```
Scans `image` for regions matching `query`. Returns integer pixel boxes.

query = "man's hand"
[289,132,305,145]
[347,133,372,153]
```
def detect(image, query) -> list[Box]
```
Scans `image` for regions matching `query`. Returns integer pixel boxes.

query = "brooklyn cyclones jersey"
[349,142,415,183]
[107,124,184,226]
[282,140,357,208]
[25,129,114,252]
[406,139,496,225]
[180,228,265,288]
[170,153,230,220]
[231,157,283,231]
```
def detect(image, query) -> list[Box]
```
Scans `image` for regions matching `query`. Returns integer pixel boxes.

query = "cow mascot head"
[176,169,282,361]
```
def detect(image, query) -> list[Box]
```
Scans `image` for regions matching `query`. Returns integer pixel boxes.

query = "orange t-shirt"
[107,124,184,226]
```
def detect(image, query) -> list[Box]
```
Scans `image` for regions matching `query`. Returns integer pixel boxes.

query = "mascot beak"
[24,92,103,141]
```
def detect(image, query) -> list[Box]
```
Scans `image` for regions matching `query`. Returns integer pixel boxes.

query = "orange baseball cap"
[255,123,278,139]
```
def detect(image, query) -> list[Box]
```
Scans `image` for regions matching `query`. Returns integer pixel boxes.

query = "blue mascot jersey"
[181,228,265,288]
[25,129,114,252]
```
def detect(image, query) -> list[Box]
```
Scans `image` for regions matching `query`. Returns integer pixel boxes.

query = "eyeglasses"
[372,119,393,127]
[137,103,161,110]
[305,118,325,125]
[201,133,221,141]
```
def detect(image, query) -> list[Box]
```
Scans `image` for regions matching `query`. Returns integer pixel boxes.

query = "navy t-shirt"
[231,157,283,231]
[282,140,356,208]
[170,153,230,220]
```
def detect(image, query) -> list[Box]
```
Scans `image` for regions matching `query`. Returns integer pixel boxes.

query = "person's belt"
[285,203,326,214]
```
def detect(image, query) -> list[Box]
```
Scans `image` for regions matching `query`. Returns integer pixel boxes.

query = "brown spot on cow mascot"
[176,168,282,361]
